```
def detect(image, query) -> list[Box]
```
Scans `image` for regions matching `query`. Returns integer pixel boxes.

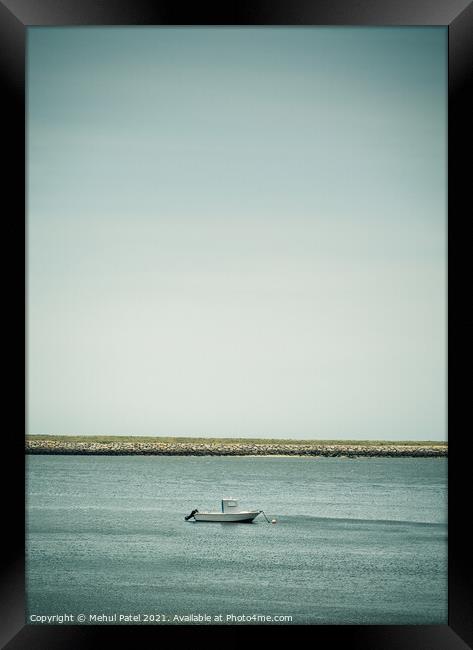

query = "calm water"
[26,455,447,625]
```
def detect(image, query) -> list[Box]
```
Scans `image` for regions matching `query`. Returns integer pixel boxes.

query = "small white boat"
[185,498,261,523]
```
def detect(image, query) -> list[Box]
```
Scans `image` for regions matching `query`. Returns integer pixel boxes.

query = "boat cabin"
[221,498,240,513]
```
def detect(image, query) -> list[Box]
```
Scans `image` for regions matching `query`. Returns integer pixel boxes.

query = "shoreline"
[25,437,447,458]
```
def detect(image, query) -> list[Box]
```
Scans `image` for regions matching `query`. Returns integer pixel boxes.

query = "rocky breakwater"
[25,439,448,457]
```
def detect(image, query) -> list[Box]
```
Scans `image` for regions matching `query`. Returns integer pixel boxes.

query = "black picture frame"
[2,1,470,648]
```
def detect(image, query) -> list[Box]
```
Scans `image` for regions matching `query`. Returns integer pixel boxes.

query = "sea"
[26,455,447,625]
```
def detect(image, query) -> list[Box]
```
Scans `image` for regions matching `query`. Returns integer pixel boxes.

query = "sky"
[27,27,447,440]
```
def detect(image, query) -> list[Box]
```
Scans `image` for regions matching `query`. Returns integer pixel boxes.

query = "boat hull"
[193,511,260,523]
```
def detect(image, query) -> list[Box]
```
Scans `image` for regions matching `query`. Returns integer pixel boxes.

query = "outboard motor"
[185,509,199,521]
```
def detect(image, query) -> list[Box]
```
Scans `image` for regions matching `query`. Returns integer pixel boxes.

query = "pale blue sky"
[27,27,446,439]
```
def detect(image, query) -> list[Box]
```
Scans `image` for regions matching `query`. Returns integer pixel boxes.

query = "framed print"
[1,1,471,648]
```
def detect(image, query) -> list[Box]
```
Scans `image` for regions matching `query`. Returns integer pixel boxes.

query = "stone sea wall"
[25,439,447,458]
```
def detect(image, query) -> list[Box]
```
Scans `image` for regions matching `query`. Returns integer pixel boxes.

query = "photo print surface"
[27,27,447,625]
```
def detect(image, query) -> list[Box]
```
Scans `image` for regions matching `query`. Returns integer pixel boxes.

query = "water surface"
[26,455,447,624]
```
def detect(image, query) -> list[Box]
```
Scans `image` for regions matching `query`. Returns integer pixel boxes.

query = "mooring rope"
[259,510,273,524]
